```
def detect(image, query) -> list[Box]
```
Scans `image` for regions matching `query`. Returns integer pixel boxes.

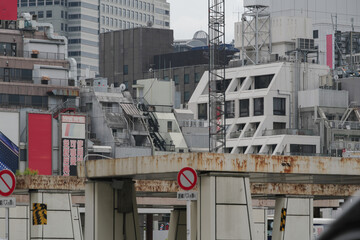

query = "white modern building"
[18,0,170,79]
[188,61,345,155]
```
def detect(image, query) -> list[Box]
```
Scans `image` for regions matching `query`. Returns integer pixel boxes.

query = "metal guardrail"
[229,131,241,138]
[23,51,66,60]
[179,119,208,128]
[262,128,317,136]
[328,120,360,130]
[243,130,256,138]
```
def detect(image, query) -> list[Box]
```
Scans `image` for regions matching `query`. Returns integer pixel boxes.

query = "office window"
[119,20,122,28]
[106,5,109,13]
[123,65,128,75]
[110,18,113,26]
[254,74,274,89]
[173,75,179,85]
[165,22,169,27]
[115,19,118,27]
[110,6,113,14]
[102,16,105,24]
[184,91,190,102]
[101,4,105,12]
[46,0,52,5]
[29,0,36,6]
[135,12,138,20]
[21,0,27,7]
[65,12,67,19]
[127,10,130,18]
[184,74,190,84]
[313,30,319,39]
[38,11,44,18]
[115,7,118,15]
[46,10,52,18]
[61,23,64,31]
[38,0,44,5]
[139,13,142,21]
[254,98,264,116]
[194,73,201,83]
[106,17,109,25]
[239,99,249,117]
[65,24,67,31]
[147,3,150,11]
[54,0,59,4]
[198,103,207,120]
[273,97,286,115]
[139,1,142,9]
[151,4,154,12]
[167,121,172,132]
[135,0,138,8]
[123,9,126,17]
[273,122,286,130]
[131,11,134,19]
[225,101,235,118]
[61,10,64,18]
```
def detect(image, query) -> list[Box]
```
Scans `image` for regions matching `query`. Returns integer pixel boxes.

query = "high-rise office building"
[18,0,170,79]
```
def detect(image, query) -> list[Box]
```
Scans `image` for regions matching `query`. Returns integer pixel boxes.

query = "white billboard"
[0,111,19,146]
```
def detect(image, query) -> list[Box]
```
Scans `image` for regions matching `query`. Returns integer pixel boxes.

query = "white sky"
[167,0,244,43]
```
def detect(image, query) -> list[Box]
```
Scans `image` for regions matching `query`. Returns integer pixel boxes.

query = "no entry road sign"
[177,167,197,191]
[0,169,15,197]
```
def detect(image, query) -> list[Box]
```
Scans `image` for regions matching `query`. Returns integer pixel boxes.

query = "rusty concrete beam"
[14,176,360,198]
[78,153,360,180]
[16,175,85,191]
[135,180,360,198]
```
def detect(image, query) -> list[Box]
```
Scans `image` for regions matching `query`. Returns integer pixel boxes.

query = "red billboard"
[0,0,17,20]
[28,113,52,175]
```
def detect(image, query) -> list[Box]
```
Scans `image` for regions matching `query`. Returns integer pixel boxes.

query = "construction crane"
[208,0,226,153]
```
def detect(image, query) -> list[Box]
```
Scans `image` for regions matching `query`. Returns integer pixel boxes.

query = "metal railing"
[179,119,209,128]
[229,131,241,138]
[23,51,66,60]
[330,141,360,151]
[328,120,360,130]
[243,130,256,138]
[262,128,317,136]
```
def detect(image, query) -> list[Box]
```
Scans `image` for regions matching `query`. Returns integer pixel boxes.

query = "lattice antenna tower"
[208,0,226,153]
[241,0,271,65]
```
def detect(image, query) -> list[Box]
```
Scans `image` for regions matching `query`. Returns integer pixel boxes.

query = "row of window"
[197,97,286,120]
[0,94,48,108]
[101,8,154,23]
[102,0,155,12]
[0,68,33,82]
[19,0,67,7]
[173,73,201,85]
[30,10,53,19]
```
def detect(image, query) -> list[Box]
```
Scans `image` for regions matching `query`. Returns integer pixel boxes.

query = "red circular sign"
[177,167,197,191]
[0,169,16,197]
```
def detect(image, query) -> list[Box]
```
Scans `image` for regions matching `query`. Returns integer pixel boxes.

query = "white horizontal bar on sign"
[0,197,16,208]
[177,191,198,201]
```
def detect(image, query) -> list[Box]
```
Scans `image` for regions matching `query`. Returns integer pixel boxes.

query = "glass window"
[123,65,128,75]
[61,10,64,18]
[254,98,264,116]
[194,73,201,83]
[254,74,274,89]
[101,4,105,12]
[147,3,150,11]
[131,11,134,19]
[102,16,105,24]
[46,0,52,5]
[38,0,44,5]
[198,103,207,120]
[29,0,36,6]
[239,99,249,117]
[173,75,179,85]
[38,11,44,18]
[61,23,64,31]
[54,0,59,4]
[65,12,67,19]
[115,7,118,15]
[184,74,190,84]
[119,8,122,16]
[139,1,142,9]
[123,9,126,17]
[110,6,113,14]
[167,121,172,132]
[127,10,130,18]
[273,97,286,115]
[184,91,190,102]
[9,95,20,106]
[46,10,52,18]
[110,18,113,26]
[313,30,319,39]
[106,17,109,25]
[225,101,235,118]
[106,5,109,13]
[135,0,138,8]
[21,0,28,7]
[115,19,118,27]
[135,12,138,20]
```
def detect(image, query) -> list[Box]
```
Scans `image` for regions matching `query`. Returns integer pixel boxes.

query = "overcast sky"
[167,0,244,43]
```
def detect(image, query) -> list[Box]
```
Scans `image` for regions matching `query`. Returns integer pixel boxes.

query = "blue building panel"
[0,131,19,173]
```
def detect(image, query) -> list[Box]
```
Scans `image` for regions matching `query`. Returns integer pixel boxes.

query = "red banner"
[28,113,52,175]
[0,0,17,20]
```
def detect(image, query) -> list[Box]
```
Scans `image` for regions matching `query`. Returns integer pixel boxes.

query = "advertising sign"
[61,115,86,176]
[28,113,52,175]
[0,0,17,20]
[0,131,19,173]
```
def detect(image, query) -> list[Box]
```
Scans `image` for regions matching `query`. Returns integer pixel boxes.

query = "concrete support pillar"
[168,202,197,240]
[85,180,140,240]
[146,214,153,240]
[272,197,313,240]
[198,174,254,240]
[30,191,82,240]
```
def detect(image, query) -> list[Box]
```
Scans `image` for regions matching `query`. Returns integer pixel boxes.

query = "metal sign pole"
[5,207,9,240]
[187,199,191,240]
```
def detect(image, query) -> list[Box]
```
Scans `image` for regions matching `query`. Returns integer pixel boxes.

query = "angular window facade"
[239,99,249,117]
[273,97,286,115]
[254,98,264,116]
[198,103,207,120]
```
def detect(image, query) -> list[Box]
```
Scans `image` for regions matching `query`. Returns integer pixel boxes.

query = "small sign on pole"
[0,197,16,208]
[177,167,198,240]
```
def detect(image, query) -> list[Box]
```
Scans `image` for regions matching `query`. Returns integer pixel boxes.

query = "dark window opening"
[313,30,319,39]
[273,97,286,115]
[239,99,249,117]
[225,101,235,118]
[254,74,274,89]
[254,98,264,116]
[273,122,286,129]
[198,103,207,120]
[290,144,316,155]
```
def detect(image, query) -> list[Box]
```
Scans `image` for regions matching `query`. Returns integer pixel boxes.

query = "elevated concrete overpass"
[76,153,360,240]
